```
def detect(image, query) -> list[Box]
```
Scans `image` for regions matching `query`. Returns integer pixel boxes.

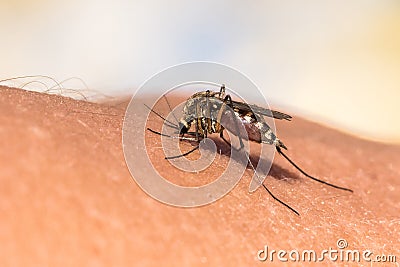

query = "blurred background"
[0,0,399,143]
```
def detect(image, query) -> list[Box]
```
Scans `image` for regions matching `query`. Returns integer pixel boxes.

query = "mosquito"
[146,84,353,215]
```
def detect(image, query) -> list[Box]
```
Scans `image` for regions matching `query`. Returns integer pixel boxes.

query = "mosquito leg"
[219,130,243,152]
[165,145,200,160]
[193,98,201,142]
[246,153,299,215]
[205,90,211,138]
[276,146,353,193]
[219,96,297,213]
[220,130,231,146]
[194,122,200,141]
[146,128,198,141]
[219,94,299,215]
[261,184,300,216]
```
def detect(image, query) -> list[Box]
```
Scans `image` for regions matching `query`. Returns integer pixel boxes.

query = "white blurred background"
[0,0,399,143]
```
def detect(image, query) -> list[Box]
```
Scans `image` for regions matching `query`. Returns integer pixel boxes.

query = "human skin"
[0,86,399,266]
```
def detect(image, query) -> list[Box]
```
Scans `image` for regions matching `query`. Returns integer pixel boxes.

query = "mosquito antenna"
[276,146,353,193]
[246,152,299,216]
[162,95,179,125]
[143,104,179,130]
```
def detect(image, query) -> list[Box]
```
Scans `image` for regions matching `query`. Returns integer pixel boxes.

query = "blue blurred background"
[0,0,399,143]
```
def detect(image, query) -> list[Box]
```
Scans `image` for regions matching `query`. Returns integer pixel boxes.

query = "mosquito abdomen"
[241,118,286,149]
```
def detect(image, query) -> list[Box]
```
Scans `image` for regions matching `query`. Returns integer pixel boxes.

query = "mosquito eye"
[178,122,188,134]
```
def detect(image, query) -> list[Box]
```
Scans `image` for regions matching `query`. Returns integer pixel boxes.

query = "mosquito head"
[178,120,191,135]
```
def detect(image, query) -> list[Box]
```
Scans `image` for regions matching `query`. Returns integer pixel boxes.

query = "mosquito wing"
[230,100,292,121]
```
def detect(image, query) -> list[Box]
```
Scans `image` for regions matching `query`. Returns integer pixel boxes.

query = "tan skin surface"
[0,86,399,266]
